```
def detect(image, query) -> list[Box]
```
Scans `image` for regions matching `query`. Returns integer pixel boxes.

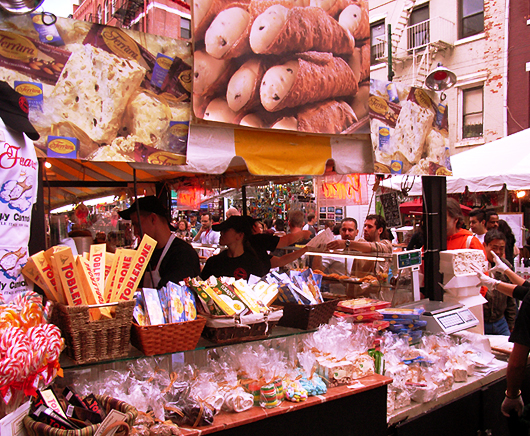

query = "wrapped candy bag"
[297,351,326,396]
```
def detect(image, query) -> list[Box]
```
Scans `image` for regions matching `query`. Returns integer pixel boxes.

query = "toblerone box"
[52,246,89,307]
[104,252,114,281]
[21,257,55,302]
[30,250,66,304]
[108,249,136,303]
[44,247,66,303]
[89,244,106,296]
[104,249,122,302]
[113,235,156,302]
[76,256,111,320]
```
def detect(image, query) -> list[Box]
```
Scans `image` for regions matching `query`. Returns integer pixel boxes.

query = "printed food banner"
[192,0,370,135]
[369,79,452,176]
[0,13,192,165]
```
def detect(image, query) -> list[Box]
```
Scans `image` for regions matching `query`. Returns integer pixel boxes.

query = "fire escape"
[113,0,144,28]
[374,0,455,87]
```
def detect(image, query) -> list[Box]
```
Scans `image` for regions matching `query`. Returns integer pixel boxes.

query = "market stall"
[0,3,521,436]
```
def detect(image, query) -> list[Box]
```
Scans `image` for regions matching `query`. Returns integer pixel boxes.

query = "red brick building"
[507,0,530,134]
[73,0,191,40]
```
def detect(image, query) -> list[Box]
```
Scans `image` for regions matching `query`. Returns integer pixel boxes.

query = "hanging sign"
[0,15,191,165]
[315,174,369,206]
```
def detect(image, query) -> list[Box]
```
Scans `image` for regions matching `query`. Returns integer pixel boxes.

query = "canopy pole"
[242,185,248,216]
[30,159,47,254]
[422,176,447,301]
[504,184,508,213]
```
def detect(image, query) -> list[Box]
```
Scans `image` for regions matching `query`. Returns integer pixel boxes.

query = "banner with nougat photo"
[369,79,452,176]
[192,0,370,135]
[0,14,192,165]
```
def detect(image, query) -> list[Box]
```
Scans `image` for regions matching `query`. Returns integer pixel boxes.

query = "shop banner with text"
[369,79,452,176]
[0,14,191,165]
[315,174,369,208]
[192,0,370,135]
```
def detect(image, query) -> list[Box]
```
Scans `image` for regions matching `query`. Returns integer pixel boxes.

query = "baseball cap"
[212,216,252,236]
[118,196,171,222]
[0,81,40,140]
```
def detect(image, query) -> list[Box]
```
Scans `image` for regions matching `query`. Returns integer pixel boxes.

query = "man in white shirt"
[469,208,487,244]
[302,213,317,239]
[193,212,220,258]
[312,218,358,294]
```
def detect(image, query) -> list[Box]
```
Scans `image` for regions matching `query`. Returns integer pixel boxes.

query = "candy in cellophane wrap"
[297,351,327,396]
[302,320,377,387]
[0,291,64,416]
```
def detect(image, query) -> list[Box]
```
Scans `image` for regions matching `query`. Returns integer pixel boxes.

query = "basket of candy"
[23,393,137,436]
[50,301,135,365]
[186,276,283,345]
[130,282,207,355]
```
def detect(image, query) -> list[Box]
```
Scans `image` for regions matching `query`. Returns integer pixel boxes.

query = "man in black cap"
[200,216,269,280]
[0,81,40,140]
[119,196,200,288]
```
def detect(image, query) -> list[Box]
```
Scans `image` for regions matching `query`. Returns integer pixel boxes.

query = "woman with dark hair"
[446,198,483,250]
[200,216,269,280]
[498,219,518,268]
[175,219,192,240]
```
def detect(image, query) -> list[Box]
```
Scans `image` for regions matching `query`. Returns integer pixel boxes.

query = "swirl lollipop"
[20,302,44,330]
[0,326,25,356]
[0,307,22,330]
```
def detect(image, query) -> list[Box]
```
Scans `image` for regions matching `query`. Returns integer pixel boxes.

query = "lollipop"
[20,302,44,330]
[0,356,23,386]
[0,307,22,330]
[5,340,31,381]
[0,326,25,356]
[11,291,43,311]
[41,324,64,363]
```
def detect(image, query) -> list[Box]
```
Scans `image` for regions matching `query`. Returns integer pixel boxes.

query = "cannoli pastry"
[250,5,355,55]
[205,3,252,59]
[226,58,268,112]
[194,0,238,41]
[272,100,357,133]
[260,51,357,112]
[239,112,268,128]
[310,0,351,18]
[203,97,239,123]
[338,0,370,40]
[348,43,371,83]
[193,49,234,98]
[350,82,369,119]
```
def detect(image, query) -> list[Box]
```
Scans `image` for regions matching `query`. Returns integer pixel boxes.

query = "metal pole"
[387,24,395,82]
[242,185,248,216]
[422,175,447,301]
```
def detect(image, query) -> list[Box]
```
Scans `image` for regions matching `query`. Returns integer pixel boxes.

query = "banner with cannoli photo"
[0,14,192,165]
[369,79,452,176]
[192,0,370,135]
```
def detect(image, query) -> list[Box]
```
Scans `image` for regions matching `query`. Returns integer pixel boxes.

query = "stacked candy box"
[377,308,426,343]
[335,298,391,325]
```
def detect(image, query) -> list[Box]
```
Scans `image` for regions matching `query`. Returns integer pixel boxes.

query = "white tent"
[381,128,530,195]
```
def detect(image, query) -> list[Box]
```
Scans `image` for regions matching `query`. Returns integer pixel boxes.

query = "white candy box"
[439,249,488,276]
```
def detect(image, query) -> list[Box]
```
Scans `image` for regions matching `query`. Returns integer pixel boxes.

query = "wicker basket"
[130,315,207,356]
[276,299,339,330]
[23,395,137,436]
[201,310,283,345]
[51,301,135,365]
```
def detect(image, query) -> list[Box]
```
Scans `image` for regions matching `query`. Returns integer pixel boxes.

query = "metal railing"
[406,17,455,51]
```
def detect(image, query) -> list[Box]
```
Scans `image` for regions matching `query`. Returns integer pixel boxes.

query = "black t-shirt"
[200,249,269,280]
[146,236,201,288]
[249,233,280,271]
[509,281,530,347]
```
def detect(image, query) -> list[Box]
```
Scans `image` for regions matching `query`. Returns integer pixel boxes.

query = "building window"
[408,4,429,51]
[181,17,191,39]
[370,20,386,65]
[88,13,92,22]
[460,0,484,39]
[105,0,110,23]
[97,5,102,24]
[111,0,116,16]
[463,86,483,138]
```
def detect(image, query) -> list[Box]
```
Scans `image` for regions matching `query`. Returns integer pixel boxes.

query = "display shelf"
[59,326,314,369]
[178,375,392,436]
